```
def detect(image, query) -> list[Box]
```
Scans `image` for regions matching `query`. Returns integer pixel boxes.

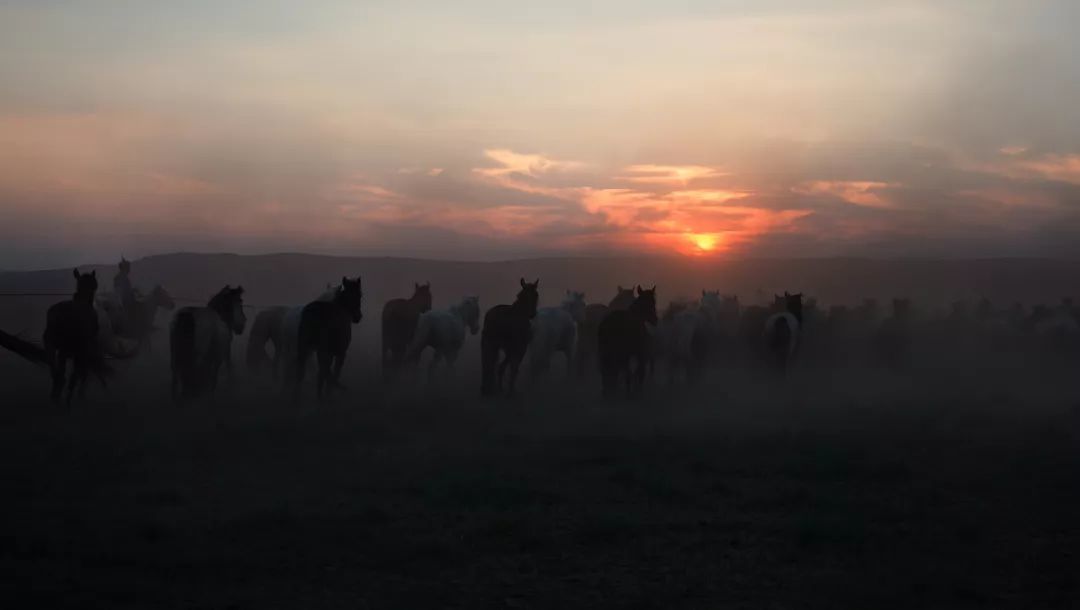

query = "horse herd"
[3,268,1080,406]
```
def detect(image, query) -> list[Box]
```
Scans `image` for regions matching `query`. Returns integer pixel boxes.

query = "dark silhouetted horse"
[381,282,432,379]
[170,285,247,399]
[598,285,658,397]
[42,269,111,405]
[764,292,803,374]
[576,286,636,377]
[246,306,289,376]
[481,278,539,396]
[295,276,363,401]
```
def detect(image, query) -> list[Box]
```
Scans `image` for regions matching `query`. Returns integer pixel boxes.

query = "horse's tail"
[246,309,276,371]
[170,309,196,392]
[480,329,498,396]
[0,328,51,368]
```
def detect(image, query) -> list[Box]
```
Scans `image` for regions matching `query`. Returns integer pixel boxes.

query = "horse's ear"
[415,282,419,290]
[90,270,96,278]
[520,277,526,288]
[342,276,348,286]
[702,289,706,297]
[236,286,244,294]
[73,269,80,279]
[533,278,539,288]
[636,285,643,295]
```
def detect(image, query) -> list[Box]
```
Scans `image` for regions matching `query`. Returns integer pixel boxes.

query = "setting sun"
[688,233,721,254]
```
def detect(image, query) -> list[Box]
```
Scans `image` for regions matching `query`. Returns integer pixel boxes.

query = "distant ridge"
[2,252,1079,310]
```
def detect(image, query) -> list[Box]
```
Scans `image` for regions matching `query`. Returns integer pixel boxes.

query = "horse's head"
[562,290,587,324]
[610,285,636,309]
[463,296,481,335]
[634,285,658,326]
[700,289,721,313]
[338,276,364,323]
[413,282,433,313]
[784,291,804,320]
[516,278,540,319]
[152,285,176,310]
[118,256,130,274]
[73,269,98,299]
[208,285,247,334]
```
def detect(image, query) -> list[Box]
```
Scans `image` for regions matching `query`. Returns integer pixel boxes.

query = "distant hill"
[2,253,1079,313]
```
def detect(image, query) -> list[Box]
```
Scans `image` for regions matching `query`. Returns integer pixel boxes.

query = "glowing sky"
[2,1,1080,267]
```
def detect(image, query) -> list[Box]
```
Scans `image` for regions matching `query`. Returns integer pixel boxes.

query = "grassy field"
[1,357,1079,609]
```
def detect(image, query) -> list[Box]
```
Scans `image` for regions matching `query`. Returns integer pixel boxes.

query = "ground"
[1,357,1079,609]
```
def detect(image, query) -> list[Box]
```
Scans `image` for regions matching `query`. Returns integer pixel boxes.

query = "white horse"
[663,290,722,384]
[406,296,481,379]
[530,290,586,376]
[764,292,803,373]
[169,286,247,398]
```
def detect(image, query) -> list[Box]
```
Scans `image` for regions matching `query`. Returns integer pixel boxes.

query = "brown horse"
[296,276,364,401]
[381,282,432,380]
[576,286,635,377]
[45,270,110,405]
[597,285,657,397]
[480,278,539,397]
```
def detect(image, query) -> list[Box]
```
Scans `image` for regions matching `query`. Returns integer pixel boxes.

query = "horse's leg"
[51,352,66,403]
[444,349,458,376]
[506,354,522,396]
[331,349,347,390]
[294,346,310,403]
[426,351,442,383]
[496,352,509,393]
[316,349,331,401]
[66,358,82,407]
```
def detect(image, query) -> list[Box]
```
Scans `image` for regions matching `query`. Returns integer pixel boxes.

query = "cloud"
[792,181,898,208]
[617,165,726,187]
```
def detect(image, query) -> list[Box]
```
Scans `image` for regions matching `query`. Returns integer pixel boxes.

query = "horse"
[39,269,112,405]
[246,306,289,376]
[576,286,636,377]
[295,276,364,401]
[381,282,433,380]
[274,284,338,387]
[406,296,481,380]
[663,290,719,385]
[597,285,658,397]
[480,278,540,396]
[530,290,586,376]
[169,285,247,399]
[764,292,803,374]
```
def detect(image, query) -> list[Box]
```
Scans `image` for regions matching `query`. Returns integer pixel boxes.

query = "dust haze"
[2,253,1079,608]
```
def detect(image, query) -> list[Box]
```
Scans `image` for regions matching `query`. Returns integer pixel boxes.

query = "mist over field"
[2,253,1079,608]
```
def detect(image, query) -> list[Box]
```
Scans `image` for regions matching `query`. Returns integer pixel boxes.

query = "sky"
[2,0,1080,268]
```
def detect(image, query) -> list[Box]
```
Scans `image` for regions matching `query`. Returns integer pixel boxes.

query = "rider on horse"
[112,257,137,332]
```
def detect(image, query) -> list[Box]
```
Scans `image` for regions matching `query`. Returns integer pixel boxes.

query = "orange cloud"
[793,181,896,208]
[617,164,725,186]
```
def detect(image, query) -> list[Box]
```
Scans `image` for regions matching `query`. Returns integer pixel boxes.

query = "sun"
[687,232,720,254]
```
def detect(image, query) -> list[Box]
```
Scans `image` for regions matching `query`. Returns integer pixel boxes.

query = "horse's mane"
[208,286,241,316]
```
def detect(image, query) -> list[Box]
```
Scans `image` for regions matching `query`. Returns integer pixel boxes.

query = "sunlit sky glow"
[2,1,1079,268]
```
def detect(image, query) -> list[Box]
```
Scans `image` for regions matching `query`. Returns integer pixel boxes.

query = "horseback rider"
[113,256,136,331]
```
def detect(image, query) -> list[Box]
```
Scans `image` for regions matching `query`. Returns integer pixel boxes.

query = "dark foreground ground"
[2,357,1079,609]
